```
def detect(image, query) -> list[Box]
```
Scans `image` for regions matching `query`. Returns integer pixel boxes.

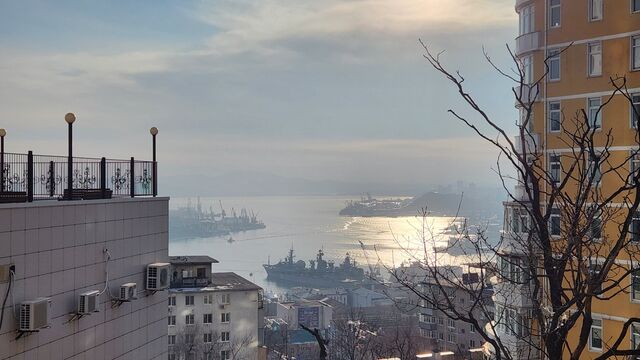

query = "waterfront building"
[0,124,169,359]
[167,256,263,360]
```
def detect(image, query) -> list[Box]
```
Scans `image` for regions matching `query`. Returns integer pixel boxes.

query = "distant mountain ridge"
[162,171,504,218]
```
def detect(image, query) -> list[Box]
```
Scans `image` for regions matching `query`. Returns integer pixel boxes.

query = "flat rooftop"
[169,272,262,293]
[208,272,262,291]
[169,255,219,264]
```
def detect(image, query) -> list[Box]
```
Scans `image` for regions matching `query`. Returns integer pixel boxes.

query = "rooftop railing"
[0,152,156,202]
[0,117,159,203]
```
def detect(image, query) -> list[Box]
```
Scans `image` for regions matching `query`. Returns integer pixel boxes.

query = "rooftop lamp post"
[150,127,158,197]
[0,128,5,193]
[65,113,75,200]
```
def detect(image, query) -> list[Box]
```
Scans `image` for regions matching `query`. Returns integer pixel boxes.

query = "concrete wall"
[0,197,169,360]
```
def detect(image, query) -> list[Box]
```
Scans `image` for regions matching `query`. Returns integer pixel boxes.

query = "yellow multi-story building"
[509,0,640,358]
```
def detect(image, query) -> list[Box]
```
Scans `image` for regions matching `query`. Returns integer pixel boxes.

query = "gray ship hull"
[264,270,361,289]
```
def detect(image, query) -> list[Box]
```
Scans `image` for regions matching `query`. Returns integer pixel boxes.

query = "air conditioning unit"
[119,283,137,301]
[78,290,100,315]
[146,263,170,291]
[20,298,51,331]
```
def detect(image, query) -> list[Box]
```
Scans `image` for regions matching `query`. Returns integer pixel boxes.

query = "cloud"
[189,0,516,61]
[0,0,518,191]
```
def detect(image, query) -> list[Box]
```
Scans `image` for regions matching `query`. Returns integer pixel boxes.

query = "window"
[438,317,444,325]
[168,335,176,345]
[632,212,640,242]
[549,0,561,27]
[221,293,231,304]
[633,37,640,70]
[588,97,602,129]
[168,296,176,306]
[631,152,640,184]
[185,295,194,306]
[221,331,230,342]
[204,332,213,343]
[448,333,457,343]
[204,294,213,304]
[168,315,176,326]
[203,313,213,324]
[519,5,534,35]
[632,269,640,300]
[632,323,640,355]
[590,319,603,351]
[549,154,561,186]
[221,312,231,323]
[633,0,640,13]
[221,350,230,360]
[185,314,195,325]
[511,257,523,283]
[438,332,444,340]
[591,209,602,240]
[588,154,602,185]
[548,49,561,80]
[447,319,456,329]
[522,55,533,84]
[470,324,476,333]
[549,101,561,132]
[500,256,510,281]
[511,208,529,234]
[550,208,561,236]
[185,334,194,344]
[168,354,176,360]
[589,0,603,20]
[589,259,603,293]
[632,94,640,128]
[182,269,194,278]
[588,42,602,76]
[197,267,207,278]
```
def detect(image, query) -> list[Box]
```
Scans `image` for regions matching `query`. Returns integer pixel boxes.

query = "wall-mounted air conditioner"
[146,263,170,291]
[119,283,137,301]
[78,290,100,315]
[20,298,51,331]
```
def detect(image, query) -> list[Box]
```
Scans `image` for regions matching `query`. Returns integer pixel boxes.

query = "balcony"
[172,277,211,288]
[419,322,437,331]
[513,83,540,106]
[515,31,541,56]
[0,152,156,203]
[514,133,540,155]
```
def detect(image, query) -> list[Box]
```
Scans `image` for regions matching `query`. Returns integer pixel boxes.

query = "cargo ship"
[263,249,365,288]
[170,198,265,239]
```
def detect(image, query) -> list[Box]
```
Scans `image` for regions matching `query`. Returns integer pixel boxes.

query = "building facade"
[0,197,170,360]
[167,256,263,360]
[504,0,640,358]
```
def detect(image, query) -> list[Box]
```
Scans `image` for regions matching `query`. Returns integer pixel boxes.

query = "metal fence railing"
[0,151,157,202]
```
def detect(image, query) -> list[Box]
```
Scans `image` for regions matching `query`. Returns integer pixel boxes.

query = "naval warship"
[263,249,365,288]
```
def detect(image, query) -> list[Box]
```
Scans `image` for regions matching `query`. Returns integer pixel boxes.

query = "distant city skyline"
[0,0,518,193]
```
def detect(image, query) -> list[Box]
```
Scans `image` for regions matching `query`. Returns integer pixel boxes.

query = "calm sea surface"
[168,196,495,295]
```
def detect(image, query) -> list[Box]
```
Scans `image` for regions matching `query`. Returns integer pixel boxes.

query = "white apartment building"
[167,256,263,360]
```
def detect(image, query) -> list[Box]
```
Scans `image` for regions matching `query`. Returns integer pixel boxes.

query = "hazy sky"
[0,0,519,191]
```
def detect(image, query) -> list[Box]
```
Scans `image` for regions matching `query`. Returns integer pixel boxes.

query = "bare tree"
[371,41,640,360]
[369,312,429,360]
[328,309,377,360]
[171,325,256,360]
